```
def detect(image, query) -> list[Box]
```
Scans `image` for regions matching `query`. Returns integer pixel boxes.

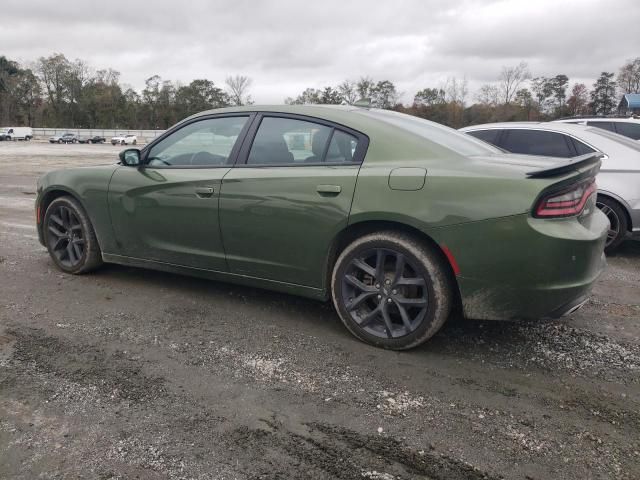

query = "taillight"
[534,178,596,218]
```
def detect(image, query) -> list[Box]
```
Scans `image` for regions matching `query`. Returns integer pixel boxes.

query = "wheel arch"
[38,187,95,241]
[325,219,462,307]
[597,190,633,232]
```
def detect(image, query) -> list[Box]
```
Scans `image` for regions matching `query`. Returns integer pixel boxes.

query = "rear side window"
[571,138,596,155]
[614,122,640,140]
[586,121,615,132]
[247,116,359,165]
[500,130,574,158]
[466,129,501,147]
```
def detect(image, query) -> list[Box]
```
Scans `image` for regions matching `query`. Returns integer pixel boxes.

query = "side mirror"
[119,148,141,166]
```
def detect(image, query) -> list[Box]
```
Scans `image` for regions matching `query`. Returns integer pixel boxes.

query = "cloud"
[1,0,638,103]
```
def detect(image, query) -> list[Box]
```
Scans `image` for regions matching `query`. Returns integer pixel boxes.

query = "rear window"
[588,127,640,152]
[614,122,640,140]
[586,121,615,132]
[500,129,575,158]
[357,109,501,156]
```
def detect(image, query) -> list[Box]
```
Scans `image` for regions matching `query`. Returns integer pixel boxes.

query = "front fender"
[37,166,120,253]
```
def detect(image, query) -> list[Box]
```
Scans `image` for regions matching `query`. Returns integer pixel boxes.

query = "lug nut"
[377,294,382,299]
[385,279,391,285]
[392,290,397,295]
[387,298,392,303]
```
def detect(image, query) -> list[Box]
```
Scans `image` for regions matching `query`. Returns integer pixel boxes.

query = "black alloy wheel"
[341,248,428,339]
[46,204,85,268]
[332,232,453,350]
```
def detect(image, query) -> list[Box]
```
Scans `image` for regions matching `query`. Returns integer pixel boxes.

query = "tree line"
[0,52,638,130]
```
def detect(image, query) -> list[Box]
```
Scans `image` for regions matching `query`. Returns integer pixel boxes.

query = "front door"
[219,114,367,287]
[108,114,251,271]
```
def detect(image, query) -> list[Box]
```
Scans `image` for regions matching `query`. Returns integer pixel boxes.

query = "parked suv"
[460,122,640,251]
[111,134,137,145]
[49,133,78,144]
[554,117,640,141]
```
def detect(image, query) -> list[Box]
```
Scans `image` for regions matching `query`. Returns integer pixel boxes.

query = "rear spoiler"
[526,152,603,178]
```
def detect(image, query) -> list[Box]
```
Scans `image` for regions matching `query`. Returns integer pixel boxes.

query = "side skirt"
[101,253,329,301]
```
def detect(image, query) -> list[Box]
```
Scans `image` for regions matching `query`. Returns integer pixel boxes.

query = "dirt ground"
[1,141,639,480]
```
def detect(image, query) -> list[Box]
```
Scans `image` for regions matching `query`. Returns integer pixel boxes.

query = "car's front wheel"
[43,196,103,274]
[331,231,453,350]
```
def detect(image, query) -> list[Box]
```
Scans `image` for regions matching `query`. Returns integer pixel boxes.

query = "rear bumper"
[432,210,609,321]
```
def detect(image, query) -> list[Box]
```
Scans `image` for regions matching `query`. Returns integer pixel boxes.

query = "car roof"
[460,122,593,133]
[554,117,640,123]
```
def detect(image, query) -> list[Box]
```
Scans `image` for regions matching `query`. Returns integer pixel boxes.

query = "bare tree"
[617,58,640,94]
[225,75,253,106]
[476,84,499,106]
[337,80,358,104]
[499,61,531,104]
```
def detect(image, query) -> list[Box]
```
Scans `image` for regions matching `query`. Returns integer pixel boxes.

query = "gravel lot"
[1,141,639,479]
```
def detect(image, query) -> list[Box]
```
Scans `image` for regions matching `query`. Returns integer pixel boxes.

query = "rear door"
[108,114,252,271]
[219,113,368,287]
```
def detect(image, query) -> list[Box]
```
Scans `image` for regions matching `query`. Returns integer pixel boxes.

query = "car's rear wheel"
[58,139,62,144]
[132,139,137,145]
[596,196,628,253]
[331,231,453,350]
[43,196,103,274]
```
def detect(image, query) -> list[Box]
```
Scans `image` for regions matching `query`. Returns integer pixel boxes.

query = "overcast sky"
[2,0,639,103]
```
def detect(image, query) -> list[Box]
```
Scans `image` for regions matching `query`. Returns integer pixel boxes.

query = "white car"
[1,126,33,141]
[460,122,640,251]
[554,117,640,141]
[111,134,137,146]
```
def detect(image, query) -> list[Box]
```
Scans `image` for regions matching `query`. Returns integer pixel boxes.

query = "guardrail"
[32,128,166,141]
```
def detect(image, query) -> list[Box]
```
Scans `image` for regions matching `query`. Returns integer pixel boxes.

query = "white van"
[0,127,33,141]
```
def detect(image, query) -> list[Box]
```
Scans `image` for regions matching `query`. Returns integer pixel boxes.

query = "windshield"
[588,127,640,152]
[356,109,502,156]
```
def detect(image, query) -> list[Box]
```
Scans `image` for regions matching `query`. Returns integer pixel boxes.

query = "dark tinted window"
[586,121,615,132]
[500,129,574,158]
[614,122,640,140]
[325,130,358,163]
[466,129,501,147]
[571,138,596,155]
[248,117,357,165]
[147,116,248,167]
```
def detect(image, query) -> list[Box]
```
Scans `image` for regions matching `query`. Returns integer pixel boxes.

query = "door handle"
[316,184,341,195]
[195,186,215,198]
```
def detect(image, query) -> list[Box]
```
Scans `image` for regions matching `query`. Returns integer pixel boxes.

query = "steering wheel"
[189,151,224,165]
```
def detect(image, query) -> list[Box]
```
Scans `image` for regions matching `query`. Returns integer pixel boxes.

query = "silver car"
[459,122,640,251]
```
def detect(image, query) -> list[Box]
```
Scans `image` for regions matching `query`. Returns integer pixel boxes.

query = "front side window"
[500,129,574,158]
[147,116,248,167]
[614,122,640,140]
[247,116,358,165]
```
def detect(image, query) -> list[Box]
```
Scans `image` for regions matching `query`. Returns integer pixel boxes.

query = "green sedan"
[35,106,608,350]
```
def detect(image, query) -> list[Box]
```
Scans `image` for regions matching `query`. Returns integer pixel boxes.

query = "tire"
[87,139,92,144]
[58,139,62,144]
[43,196,103,274]
[597,196,628,253]
[331,231,453,350]
[121,140,126,145]
[72,139,77,144]
[132,139,137,145]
